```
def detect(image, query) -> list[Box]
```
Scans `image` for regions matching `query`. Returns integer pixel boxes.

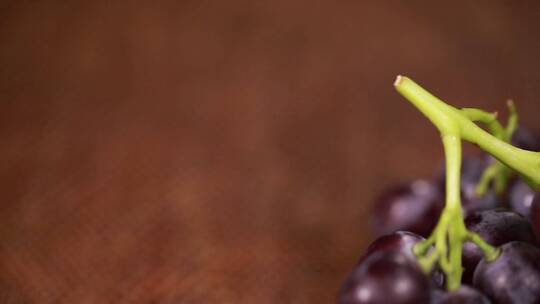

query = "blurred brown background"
[1,1,540,303]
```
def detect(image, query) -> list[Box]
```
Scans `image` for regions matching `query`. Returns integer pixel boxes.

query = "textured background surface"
[1,1,540,303]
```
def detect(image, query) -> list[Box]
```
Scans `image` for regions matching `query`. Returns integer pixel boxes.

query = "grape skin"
[338,251,431,304]
[430,285,491,304]
[530,192,540,238]
[474,242,540,304]
[508,179,535,219]
[359,231,444,288]
[462,209,537,284]
[511,127,540,152]
[372,180,443,237]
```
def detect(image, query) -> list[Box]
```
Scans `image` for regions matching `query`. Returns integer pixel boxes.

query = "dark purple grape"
[473,242,540,304]
[338,251,431,304]
[360,231,444,288]
[372,180,443,237]
[511,127,540,152]
[462,209,537,284]
[508,179,535,219]
[430,285,491,304]
[363,231,424,261]
[459,156,489,185]
[438,156,501,216]
[531,192,540,238]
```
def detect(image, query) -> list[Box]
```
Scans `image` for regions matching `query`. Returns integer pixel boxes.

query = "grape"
[372,180,443,237]
[531,192,540,237]
[438,156,501,216]
[511,127,540,152]
[458,156,488,185]
[362,231,424,261]
[430,285,491,304]
[360,231,444,287]
[508,179,535,219]
[473,242,540,304]
[461,209,537,284]
[338,251,431,304]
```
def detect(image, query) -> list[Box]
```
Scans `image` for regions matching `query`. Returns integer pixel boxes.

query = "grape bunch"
[337,77,540,304]
[338,129,540,304]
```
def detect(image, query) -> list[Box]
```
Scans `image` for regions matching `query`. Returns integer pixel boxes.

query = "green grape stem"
[461,103,517,196]
[394,76,540,189]
[393,75,540,290]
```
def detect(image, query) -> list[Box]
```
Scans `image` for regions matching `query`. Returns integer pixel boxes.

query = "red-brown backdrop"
[1,1,540,303]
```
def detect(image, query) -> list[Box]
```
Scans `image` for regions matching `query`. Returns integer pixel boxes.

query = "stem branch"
[395,76,540,190]
[395,75,524,290]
